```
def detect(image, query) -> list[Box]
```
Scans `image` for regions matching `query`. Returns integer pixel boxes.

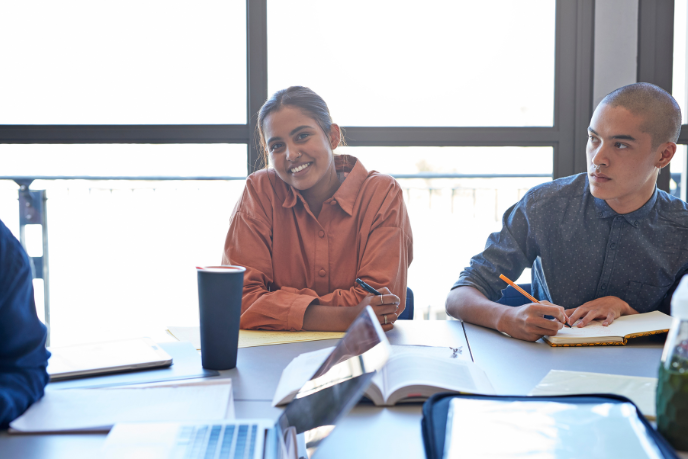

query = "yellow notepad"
[542,311,672,347]
[166,326,344,350]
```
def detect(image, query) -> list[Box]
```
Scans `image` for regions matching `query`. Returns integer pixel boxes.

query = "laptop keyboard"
[174,424,259,459]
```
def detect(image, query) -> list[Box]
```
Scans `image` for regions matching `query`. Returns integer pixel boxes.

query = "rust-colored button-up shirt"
[222,155,413,330]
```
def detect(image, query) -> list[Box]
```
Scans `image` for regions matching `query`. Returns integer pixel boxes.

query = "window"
[268,0,556,127]
[672,1,688,202]
[0,1,247,124]
[0,0,592,341]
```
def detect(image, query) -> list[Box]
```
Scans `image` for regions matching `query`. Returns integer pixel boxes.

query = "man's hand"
[497,301,569,342]
[565,296,637,328]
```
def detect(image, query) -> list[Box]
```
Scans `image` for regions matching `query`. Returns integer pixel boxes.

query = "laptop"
[48,337,173,381]
[101,306,391,459]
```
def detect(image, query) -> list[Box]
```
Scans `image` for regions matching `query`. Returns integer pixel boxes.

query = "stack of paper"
[167,326,344,350]
[10,379,233,433]
[529,370,657,419]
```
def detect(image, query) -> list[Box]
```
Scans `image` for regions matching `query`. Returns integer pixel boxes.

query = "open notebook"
[543,311,672,347]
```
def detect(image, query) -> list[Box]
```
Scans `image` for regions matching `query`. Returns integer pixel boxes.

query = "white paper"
[11,379,233,433]
[529,370,657,419]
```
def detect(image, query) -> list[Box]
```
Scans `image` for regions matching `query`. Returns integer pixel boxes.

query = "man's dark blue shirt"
[453,173,688,313]
[0,218,50,427]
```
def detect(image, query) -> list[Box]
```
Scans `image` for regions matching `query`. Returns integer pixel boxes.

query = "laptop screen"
[276,306,391,458]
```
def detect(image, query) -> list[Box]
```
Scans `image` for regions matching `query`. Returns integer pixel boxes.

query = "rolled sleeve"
[452,197,538,302]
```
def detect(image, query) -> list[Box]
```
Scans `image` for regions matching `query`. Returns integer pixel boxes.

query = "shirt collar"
[281,155,368,216]
[588,176,658,225]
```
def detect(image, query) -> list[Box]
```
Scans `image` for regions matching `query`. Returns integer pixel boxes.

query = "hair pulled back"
[256,86,344,168]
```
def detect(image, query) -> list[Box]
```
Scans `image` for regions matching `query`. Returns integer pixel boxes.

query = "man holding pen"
[446,83,688,342]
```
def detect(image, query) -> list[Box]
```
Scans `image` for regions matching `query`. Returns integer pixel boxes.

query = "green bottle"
[656,276,688,451]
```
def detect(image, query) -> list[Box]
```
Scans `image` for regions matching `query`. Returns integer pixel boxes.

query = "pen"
[356,278,382,296]
[499,274,571,328]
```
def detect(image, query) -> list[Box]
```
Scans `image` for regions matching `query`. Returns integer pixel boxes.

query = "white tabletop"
[2,321,682,458]
[0,321,466,459]
[463,322,665,395]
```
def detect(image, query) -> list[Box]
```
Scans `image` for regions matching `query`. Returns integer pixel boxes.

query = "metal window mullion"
[0,125,249,144]
[247,0,268,174]
[340,126,559,147]
[553,0,595,180]
[638,0,675,193]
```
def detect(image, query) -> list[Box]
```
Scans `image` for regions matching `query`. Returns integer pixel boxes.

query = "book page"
[382,347,494,405]
[546,311,672,344]
[272,346,335,406]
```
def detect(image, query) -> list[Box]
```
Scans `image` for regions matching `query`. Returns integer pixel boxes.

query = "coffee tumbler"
[196,265,245,370]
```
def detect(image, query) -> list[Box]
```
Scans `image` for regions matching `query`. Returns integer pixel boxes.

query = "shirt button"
[610,243,616,249]
[330,200,337,205]
[601,284,607,290]
[318,230,325,238]
[319,269,326,277]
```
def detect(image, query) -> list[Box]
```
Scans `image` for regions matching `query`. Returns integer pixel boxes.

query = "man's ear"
[656,142,677,169]
[329,124,341,150]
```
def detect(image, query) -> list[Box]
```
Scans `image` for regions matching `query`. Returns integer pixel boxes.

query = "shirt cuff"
[451,278,496,302]
[287,295,317,331]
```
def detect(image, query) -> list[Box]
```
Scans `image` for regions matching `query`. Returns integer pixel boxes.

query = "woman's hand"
[357,287,400,331]
[565,296,638,327]
[303,287,400,332]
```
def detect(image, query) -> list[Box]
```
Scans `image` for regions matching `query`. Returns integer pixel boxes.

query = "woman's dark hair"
[256,86,345,168]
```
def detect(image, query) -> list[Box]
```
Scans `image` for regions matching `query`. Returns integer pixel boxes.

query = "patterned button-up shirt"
[453,173,688,313]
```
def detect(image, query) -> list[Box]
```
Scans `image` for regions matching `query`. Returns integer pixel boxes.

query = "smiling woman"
[222,87,413,332]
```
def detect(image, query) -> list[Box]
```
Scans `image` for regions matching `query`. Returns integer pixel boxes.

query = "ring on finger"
[379,295,383,305]
[383,314,388,325]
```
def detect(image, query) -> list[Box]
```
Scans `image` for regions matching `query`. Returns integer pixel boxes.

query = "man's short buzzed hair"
[600,82,682,149]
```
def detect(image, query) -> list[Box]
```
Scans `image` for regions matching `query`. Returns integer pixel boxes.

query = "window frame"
[0,0,595,180]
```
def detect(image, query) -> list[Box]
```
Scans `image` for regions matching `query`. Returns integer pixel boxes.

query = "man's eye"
[615,142,628,149]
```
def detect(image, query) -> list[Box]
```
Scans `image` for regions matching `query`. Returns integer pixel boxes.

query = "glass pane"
[671,145,687,201]
[674,0,688,124]
[268,0,555,127]
[339,146,552,319]
[0,178,246,346]
[0,1,246,124]
[0,144,247,178]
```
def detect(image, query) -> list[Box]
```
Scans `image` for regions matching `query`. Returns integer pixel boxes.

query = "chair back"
[496,284,533,307]
[398,287,414,320]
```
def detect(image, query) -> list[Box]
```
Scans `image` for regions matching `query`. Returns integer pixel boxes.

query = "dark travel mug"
[197,265,245,370]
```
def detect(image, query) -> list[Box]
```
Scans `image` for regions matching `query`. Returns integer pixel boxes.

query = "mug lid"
[196,265,246,273]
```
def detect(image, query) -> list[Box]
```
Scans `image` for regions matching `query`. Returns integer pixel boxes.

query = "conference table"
[0,320,678,459]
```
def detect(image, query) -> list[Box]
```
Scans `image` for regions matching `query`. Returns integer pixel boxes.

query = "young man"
[0,218,50,427]
[446,83,688,342]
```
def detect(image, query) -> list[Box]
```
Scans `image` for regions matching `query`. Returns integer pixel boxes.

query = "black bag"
[421,393,679,459]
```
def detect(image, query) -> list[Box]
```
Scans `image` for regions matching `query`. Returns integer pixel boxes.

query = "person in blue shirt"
[446,83,688,342]
[0,218,50,427]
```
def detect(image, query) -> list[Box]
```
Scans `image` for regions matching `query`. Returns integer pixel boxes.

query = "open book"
[273,345,495,407]
[543,311,672,347]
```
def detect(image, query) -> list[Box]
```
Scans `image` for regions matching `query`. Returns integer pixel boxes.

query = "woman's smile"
[290,162,313,175]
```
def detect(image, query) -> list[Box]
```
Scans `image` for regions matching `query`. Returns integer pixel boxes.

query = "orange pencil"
[499,274,571,328]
